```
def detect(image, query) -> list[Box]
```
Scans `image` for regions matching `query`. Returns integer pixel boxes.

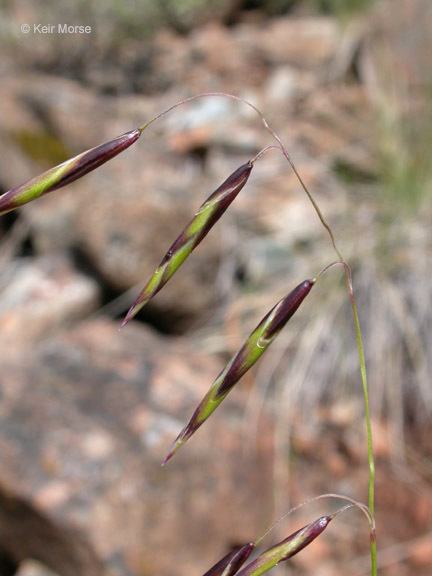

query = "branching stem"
[139,92,343,260]
[139,92,376,576]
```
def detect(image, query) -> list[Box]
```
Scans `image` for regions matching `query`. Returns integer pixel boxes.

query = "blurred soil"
[0,1,431,576]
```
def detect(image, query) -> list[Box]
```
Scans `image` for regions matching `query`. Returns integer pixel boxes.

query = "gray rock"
[0,319,273,576]
[0,254,100,348]
[238,17,342,70]
[16,560,61,576]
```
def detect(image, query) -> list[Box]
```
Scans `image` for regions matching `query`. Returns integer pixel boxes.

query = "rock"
[265,66,298,105]
[0,319,273,576]
[0,75,106,153]
[238,17,342,70]
[189,22,246,78]
[0,254,100,348]
[411,533,432,567]
[16,560,61,576]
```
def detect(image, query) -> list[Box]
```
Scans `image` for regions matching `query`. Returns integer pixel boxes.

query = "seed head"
[203,543,255,576]
[0,129,141,216]
[162,278,315,464]
[235,516,332,576]
[122,161,253,327]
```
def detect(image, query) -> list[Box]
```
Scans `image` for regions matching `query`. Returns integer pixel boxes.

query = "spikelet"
[0,129,141,216]
[163,279,315,464]
[122,161,253,327]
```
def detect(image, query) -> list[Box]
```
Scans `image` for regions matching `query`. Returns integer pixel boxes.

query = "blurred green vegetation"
[378,92,432,215]
[306,0,374,17]
[155,0,376,26]
[1,0,375,43]
[14,131,71,166]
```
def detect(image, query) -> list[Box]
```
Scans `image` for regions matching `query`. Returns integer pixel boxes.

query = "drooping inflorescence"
[0,91,376,576]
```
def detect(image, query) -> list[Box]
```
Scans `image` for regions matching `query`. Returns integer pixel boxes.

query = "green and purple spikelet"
[121,161,253,327]
[163,278,315,464]
[0,129,141,216]
[201,515,332,576]
[203,543,255,576]
[234,516,332,576]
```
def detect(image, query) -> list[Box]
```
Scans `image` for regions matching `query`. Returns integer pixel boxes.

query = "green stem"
[315,261,376,576]
[349,287,377,575]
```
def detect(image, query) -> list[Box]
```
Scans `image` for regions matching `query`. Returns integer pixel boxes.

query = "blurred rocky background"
[0,0,431,575]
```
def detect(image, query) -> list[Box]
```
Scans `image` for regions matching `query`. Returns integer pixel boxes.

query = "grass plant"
[0,93,377,575]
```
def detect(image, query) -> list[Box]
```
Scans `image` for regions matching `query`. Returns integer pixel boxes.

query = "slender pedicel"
[138,92,343,260]
[0,129,141,216]
[256,493,374,544]
[202,543,255,576]
[162,278,315,465]
[121,160,254,327]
